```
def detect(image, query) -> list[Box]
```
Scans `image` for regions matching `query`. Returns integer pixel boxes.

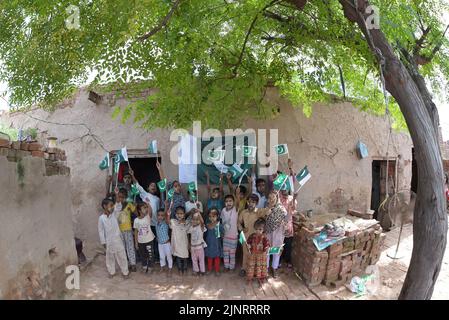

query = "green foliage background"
[0,0,448,131]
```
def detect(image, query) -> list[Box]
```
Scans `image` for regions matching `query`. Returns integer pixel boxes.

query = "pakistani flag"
[157,178,167,192]
[188,181,196,192]
[148,140,158,154]
[115,147,129,163]
[228,163,244,180]
[268,245,284,255]
[239,231,246,244]
[242,146,257,158]
[167,188,175,200]
[99,153,110,170]
[296,166,311,189]
[130,184,140,197]
[207,149,225,162]
[274,144,289,155]
[273,172,289,190]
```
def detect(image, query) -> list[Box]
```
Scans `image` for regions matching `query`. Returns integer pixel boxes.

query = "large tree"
[0,0,448,299]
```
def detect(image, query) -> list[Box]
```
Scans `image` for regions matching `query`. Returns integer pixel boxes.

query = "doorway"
[110,149,162,198]
[371,159,397,220]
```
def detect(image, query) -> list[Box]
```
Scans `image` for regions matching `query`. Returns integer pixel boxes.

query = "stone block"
[0,138,10,148]
[31,151,45,158]
[28,143,43,151]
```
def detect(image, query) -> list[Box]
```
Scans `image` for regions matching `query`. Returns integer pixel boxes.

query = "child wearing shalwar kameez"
[246,218,270,284]
[98,198,129,278]
[205,209,224,276]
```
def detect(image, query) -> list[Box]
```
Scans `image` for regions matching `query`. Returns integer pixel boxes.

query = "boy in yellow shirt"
[115,187,137,272]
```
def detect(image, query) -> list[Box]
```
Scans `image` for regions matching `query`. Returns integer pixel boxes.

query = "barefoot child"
[266,191,287,278]
[134,202,155,272]
[98,198,129,279]
[170,204,190,275]
[205,208,224,276]
[156,208,173,277]
[221,195,238,272]
[246,218,270,284]
[115,188,137,272]
[187,210,207,276]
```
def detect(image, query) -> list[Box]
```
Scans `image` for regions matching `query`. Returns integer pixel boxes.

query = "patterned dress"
[246,233,270,280]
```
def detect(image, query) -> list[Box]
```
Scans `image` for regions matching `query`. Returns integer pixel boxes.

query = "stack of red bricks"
[292,215,386,288]
[293,226,329,286]
[0,138,69,176]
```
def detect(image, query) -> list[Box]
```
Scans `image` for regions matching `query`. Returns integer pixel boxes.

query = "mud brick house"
[0,87,414,256]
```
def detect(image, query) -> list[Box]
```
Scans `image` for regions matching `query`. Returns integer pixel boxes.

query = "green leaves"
[0,0,447,131]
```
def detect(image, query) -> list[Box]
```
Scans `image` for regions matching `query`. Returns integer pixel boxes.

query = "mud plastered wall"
[0,143,77,299]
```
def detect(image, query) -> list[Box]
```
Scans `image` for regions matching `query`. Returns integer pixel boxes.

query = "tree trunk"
[288,0,447,298]
[336,0,448,300]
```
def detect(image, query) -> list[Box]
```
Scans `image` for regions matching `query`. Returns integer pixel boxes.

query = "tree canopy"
[0,0,448,130]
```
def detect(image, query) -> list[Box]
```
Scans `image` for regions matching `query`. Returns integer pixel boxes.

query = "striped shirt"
[155,221,170,244]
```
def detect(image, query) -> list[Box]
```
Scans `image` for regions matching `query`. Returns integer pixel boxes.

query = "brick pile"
[292,213,386,288]
[0,138,70,176]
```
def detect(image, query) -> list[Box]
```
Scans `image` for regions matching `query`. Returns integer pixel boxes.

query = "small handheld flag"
[296,166,311,191]
[115,147,129,163]
[99,153,110,170]
[228,163,244,180]
[273,172,289,190]
[207,149,225,163]
[188,181,196,192]
[268,244,284,255]
[239,231,246,244]
[242,146,257,158]
[148,140,158,154]
[274,144,289,156]
[130,184,140,197]
[214,222,221,238]
[167,188,175,200]
[157,178,167,192]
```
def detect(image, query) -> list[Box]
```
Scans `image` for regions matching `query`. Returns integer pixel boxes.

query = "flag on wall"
[274,144,289,155]
[148,140,158,154]
[99,153,110,170]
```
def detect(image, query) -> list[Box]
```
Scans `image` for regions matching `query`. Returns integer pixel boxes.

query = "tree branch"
[138,0,182,41]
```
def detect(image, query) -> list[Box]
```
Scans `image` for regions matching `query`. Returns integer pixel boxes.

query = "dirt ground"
[66,222,449,300]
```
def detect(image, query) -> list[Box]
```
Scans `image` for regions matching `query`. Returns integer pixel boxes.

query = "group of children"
[98,159,298,284]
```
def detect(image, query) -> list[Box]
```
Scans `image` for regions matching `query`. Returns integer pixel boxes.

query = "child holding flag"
[237,193,269,276]
[169,203,190,276]
[156,208,173,277]
[129,169,161,264]
[114,187,137,272]
[98,198,130,279]
[205,171,224,213]
[246,218,270,284]
[204,208,224,276]
[266,191,287,278]
[221,194,239,272]
[133,202,155,272]
[157,160,185,219]
[187,210,207,276]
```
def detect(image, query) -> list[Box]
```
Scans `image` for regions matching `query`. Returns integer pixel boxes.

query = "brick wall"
[0,138,70,176]
[439,127,449,160]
